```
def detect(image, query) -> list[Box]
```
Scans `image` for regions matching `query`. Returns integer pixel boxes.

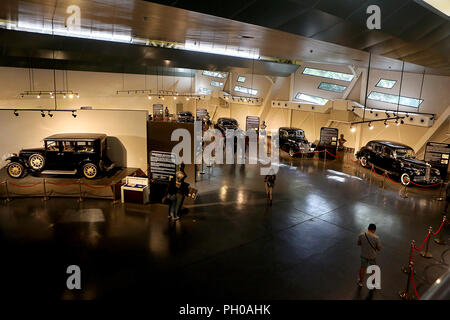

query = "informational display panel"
[153,104,164,119]
[150,151,176,182]
[196,108,208,120]
[319,127,338,147]
[424,142,450,179]
[245,116,260,131]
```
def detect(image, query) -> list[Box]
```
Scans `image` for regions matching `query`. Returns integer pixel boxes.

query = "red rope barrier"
[46,181,78,186]
[432,219,445,235]
[7,181,42,188]
[81,182,112,189]
[413,232,430,251]
[384,173,402,185]
[371,166,385,178]
[409,180,442,188]
[411,269,420,300]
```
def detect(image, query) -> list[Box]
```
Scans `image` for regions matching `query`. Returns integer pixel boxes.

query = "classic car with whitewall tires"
[356,140,441,186]
[279,127,316,158]
[5,133,114,179]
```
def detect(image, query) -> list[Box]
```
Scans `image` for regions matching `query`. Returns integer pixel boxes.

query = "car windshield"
[286,130,304,138]
[395,148,415,159]
[222,120,237,126]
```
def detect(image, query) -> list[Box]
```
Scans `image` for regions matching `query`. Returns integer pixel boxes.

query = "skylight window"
[318,82,347,93]
[376,79,396,89]
[302,67,354,82]
[210,81,223,87]
[295,93,329,105]
[237,76,246,83]
[199,87,212,95]
[202,70,227,79]
[368,91,423,108]
[234,86,258,96]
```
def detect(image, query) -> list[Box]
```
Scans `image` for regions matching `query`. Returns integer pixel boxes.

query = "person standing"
[357,224,381,287]
[264,174,276,206]
[166,175,179,220]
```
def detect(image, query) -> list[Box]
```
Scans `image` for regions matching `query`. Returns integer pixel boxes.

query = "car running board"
[41,169,77,175]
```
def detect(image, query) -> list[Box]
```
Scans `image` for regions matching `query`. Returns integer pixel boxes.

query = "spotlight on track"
[48,111,53,118]
[351,107,355,112]
[350,126,356,133]
[63,94,66,99]
[370,109,373,114]
[400,119,404,125]
[430,115,435,120]
[148,95,152,100]
[69,93,74,99]
[386,112,390,118]
[72,110,77,118]
[13,110,19,116]
[396,120,400,126]
[368,122,374,130]
[37,93,41,99]
[76,94,80,98]
[384,120,389,128]
[41,110,45,117]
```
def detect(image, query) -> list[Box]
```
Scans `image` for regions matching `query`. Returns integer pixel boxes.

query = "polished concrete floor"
[0,155,448,300]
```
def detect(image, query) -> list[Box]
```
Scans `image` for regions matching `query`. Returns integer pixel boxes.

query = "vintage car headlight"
[413,168,423,175]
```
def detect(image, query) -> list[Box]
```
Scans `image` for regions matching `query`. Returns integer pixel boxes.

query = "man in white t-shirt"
[357,223,381,287]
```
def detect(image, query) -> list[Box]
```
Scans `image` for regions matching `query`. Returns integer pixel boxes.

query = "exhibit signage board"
[150,151,176,182]
[424,142,450,179]
[196,108,208,120]
[319,127,338,147]
[245,116,260,131]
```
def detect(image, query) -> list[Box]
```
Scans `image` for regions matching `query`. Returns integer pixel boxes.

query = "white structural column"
[413,106,450,153]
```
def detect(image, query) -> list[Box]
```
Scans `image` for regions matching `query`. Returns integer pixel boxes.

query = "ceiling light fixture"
[350,126,356,133]
[13,110,19,116]
[41,110,45,117]
[368,122,374,130]
[48,111,53,118]
[72,110,77,118]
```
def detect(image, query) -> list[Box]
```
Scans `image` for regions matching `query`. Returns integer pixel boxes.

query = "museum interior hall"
[0,0,449,304]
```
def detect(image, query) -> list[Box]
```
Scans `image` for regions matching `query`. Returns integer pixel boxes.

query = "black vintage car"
[177,111,195,123]
[5,133,114,179]
[279,127,316,158]
[356,140,441,186]
[214,117,239,135]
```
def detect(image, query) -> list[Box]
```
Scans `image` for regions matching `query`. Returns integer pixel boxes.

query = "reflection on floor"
[0,155,448,300]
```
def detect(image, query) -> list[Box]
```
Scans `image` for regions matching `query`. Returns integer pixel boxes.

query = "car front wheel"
[360,156,369,168]
[28,153,45,171]
[400,173,411,186]
[7,162,24,178]
[82,163,98,179]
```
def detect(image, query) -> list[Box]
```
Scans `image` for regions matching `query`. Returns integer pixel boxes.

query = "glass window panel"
[202,70,227,79]
[237,76,246,83]
[368,91,422,108]
[302,67,354,82]
[318,82,347,93]
[295,93,329,105]
[210,81,223,87]
[376,79,396,89]
[199,87,211,95]
[234,85,258,96]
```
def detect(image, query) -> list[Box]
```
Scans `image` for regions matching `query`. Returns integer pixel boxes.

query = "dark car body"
[214,117,239,135]
[356,140,441,186]
[177,111,195,123]
[279,127,316,157]
[5,133,114,179]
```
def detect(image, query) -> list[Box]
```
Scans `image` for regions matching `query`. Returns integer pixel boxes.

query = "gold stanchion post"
[43,178,49,201]
[78,179,83,202]
[420,226,433,258]
[402,240,416,274]
[5,180,11,202]
[399,261,415,300]
[434,216,447,245]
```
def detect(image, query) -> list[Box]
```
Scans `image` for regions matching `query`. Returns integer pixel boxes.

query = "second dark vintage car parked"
[5,133,115,179]
[279,127,317,158]
[214,117,239,135]
[356,140,441,186]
